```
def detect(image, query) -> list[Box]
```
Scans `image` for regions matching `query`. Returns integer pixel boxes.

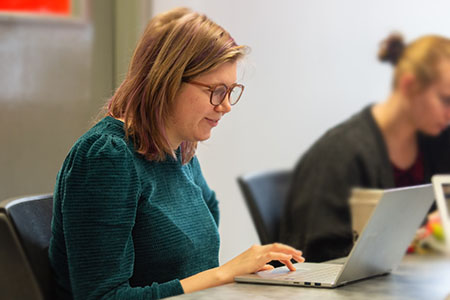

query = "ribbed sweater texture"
[49,117,220,300]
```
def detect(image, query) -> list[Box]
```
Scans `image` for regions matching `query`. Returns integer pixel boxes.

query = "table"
[168,255,450,300]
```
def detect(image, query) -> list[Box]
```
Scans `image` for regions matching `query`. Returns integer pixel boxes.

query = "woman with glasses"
[280,33,450,263]
[48,7,304,300]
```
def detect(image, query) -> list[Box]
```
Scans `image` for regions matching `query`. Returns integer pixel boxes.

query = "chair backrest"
[237,170,292,245]
[0,194,54,300]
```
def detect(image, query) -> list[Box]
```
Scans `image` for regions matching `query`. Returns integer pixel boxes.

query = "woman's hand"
[180,243,304,293]
[216,243,305,284]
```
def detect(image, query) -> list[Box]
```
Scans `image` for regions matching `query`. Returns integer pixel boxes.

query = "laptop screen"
[431,175,450,254]
[443,184,450,215]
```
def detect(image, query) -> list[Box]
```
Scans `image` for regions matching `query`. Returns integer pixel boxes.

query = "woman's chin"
[195,132,212,142]
[423,127,444,137]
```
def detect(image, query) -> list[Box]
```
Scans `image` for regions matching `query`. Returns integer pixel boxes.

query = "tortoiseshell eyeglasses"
[187,80,245,106]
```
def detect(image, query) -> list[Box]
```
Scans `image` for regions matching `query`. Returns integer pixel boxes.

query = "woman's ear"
[398,73,423,98]
[398,73,419,97]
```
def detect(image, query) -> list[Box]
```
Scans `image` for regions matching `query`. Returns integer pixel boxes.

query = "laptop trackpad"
[256,263,342,281]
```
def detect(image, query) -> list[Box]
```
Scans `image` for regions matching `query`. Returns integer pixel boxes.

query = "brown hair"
[378,33,450,90]
[107,7,248,164]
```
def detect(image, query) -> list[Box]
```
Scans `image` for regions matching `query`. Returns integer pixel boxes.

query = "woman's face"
[410,60,450,136]
[166,61,237,148]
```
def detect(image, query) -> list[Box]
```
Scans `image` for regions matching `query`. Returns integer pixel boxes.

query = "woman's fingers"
[263,243,303,257]
[263,242,296,252]
[221,243,304,279]
[293,254,305,263]
[280,259,296,271]
[262,243,304,263]
[257,243,305,272]
[264,252,293,263]
[258,264,275,272]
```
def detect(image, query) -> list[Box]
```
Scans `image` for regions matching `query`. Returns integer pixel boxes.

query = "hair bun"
[378,33,405,65]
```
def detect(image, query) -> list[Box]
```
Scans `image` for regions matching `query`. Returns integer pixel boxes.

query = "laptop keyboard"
[279,264,342,283]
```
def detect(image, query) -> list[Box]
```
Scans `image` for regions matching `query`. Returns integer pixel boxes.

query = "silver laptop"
[235,184,434,288]
[432,175,450,254]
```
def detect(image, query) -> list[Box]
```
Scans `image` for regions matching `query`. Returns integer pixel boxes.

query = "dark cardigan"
[279,105,450,262]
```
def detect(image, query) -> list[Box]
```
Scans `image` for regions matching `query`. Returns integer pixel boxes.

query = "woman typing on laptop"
[48,7,304,300]
[280,33,450,262]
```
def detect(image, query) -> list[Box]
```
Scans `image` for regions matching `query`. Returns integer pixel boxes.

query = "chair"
[0,194,55,300]
[237,170,292,245]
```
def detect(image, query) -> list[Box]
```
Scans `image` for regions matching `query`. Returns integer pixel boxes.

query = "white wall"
[150,0,450,263]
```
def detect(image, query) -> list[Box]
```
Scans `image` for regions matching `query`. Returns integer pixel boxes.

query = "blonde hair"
[108,7,248,163]
[379,33,450,90]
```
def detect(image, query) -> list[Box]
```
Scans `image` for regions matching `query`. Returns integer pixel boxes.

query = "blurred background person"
[279,33,450,262]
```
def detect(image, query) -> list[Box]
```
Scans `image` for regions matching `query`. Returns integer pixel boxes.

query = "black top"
[279,105,450,262]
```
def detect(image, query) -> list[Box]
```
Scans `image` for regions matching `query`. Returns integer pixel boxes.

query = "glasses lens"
[229,85,243,105]
[211,85,228,105]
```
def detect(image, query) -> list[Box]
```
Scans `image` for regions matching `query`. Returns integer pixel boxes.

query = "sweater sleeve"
[59,135,184,300]
[189,156,219,226]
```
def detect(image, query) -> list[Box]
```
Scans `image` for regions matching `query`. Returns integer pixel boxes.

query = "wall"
[114,0,152,87]
[0,0,147,201]
[151,0,450,263]
[0,14,93,200]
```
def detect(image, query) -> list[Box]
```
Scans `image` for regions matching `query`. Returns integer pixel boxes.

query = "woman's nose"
[215,95,232,114]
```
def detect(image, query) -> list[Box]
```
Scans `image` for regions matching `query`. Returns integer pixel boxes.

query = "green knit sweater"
[49,117,220,300]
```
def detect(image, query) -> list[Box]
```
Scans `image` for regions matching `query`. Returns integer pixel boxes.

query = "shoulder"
[63,118,136,172]
[291,106,386,190]
[304,106,377,160]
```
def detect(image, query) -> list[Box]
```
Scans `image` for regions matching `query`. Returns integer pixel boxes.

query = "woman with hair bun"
[49,7,304,300]
[280,33,450,263]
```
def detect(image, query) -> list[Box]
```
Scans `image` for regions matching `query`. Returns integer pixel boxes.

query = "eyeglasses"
[187,80,245,106]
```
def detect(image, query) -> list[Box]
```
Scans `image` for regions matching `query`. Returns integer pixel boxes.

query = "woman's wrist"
[180,266,232,294]
[211,265,233,285]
